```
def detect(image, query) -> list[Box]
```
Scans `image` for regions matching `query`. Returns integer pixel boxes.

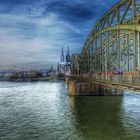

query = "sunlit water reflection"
[0,81,140,140]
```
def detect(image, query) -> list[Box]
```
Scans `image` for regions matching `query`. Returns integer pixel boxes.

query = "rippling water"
[0,81,140,140]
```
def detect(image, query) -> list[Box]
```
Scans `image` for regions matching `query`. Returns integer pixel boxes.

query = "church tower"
[66,46,70,64]
[57,45,71,74]
[60,46,64,63]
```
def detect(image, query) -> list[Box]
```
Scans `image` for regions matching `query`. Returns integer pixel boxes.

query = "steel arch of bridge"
[71,0,140,75]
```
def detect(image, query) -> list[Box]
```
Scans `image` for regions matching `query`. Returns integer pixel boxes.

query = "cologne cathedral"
[57,46,71,74]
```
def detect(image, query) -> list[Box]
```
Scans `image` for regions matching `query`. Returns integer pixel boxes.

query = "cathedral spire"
[61,46,64,62]
[66,46,70,63]
[67,46,69,55]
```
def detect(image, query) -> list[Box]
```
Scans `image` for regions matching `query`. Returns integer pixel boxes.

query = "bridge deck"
[67,74,140,94]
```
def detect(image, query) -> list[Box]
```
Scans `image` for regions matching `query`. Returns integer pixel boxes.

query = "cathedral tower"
[60,46,64,63]
[66,46,70,64]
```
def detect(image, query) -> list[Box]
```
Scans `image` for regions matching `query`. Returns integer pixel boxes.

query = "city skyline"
[0,0,118,69]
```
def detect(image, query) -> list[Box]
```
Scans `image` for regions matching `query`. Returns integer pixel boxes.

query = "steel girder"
[71,0,140,74]
[71,54,81,74]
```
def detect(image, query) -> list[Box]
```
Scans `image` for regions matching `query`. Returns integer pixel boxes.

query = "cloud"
[0,0,118,69]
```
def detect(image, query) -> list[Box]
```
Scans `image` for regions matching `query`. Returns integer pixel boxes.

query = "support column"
[100,34,103,72]
[139,32,140,70]
[133,31,136,71]
[117,29,121,70]
[127,35,130,72]
[91,42,94,73]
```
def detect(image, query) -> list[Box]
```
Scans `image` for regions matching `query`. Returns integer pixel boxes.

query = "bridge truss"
[71,0,140,75]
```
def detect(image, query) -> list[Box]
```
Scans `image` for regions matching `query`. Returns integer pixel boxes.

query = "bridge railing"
[72,73,140,86]
[93,75,140,85]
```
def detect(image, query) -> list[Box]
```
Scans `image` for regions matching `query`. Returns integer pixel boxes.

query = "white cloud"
[0,12,82,69]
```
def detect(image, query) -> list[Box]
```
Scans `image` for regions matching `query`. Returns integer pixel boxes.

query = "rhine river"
[0,81,140,140]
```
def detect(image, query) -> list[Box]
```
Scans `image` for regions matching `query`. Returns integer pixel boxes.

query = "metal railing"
[69,74,140,86]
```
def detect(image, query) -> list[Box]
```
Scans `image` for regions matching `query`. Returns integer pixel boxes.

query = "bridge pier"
[66,77,123,96]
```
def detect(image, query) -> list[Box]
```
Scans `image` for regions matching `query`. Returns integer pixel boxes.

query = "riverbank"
[0,77,64,82]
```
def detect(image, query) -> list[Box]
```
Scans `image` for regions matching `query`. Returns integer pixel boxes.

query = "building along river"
[0,81,140,140]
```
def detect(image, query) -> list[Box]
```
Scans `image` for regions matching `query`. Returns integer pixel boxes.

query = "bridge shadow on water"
[68,90,140,140]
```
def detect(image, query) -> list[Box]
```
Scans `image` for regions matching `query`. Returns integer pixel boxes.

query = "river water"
[0,81,140,140]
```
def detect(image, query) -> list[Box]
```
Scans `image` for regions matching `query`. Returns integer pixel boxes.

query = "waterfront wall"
[66,77,123,96]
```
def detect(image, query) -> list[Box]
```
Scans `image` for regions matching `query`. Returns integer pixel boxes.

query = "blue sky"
[0,0,118,69]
